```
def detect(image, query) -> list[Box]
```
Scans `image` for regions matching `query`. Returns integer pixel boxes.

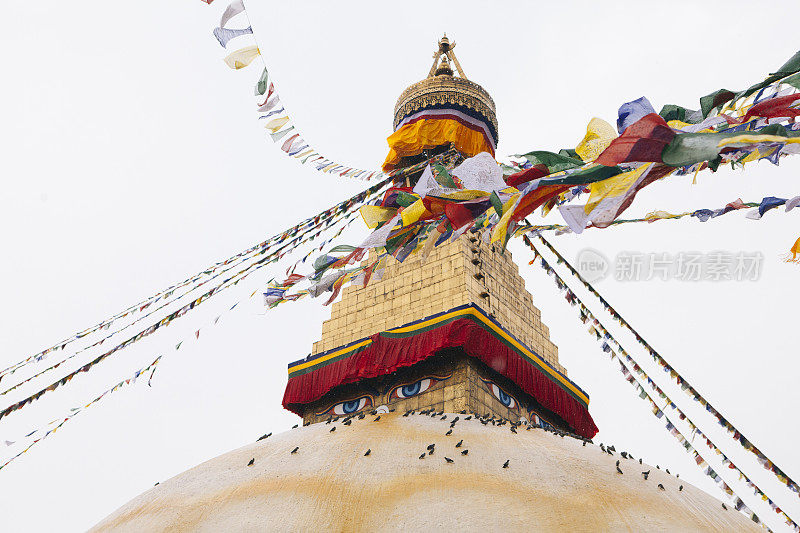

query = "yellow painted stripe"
[288,339,373,374]
[384,307,477,334]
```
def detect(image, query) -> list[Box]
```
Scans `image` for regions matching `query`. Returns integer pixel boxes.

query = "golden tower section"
[312,235,566,376]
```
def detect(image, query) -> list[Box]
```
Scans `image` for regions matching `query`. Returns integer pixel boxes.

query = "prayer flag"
[254,68,268,96]
[595,114,675,166]
[213,26,253,48]
[223,45,260,70]
[576,117,617,161]
[220,0,245,28]
[518,150,583,173]
[617,97,656,134]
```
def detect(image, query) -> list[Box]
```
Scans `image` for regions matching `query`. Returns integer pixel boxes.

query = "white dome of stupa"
[92,412,759,532]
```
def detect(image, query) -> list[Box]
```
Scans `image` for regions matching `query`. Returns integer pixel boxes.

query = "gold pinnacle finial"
[438,34,451,53]
[435,54,454,76]
[429,33,466,79]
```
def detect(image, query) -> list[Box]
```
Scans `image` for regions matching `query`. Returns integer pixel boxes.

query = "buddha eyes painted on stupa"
[314,372,455,417]
[482,379,519,410]
[390,374,451,400]
[317,395,374,417]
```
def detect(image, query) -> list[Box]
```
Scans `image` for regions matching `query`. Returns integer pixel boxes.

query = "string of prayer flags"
[306,143,799,296]
[0,173,391,392]
[531,241,799,531]
[0,177,390,422]
[0,356,162,472]
[0,221,309,420]
[0,187,368,399]
[202,0,385,181]
[529,234,800,503]
[701,50,800,117]
[203,11,800,274]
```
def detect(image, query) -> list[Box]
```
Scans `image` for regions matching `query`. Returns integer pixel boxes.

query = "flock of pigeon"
[234,408,726,510]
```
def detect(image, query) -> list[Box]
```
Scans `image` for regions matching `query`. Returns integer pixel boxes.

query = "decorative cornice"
[393,76,498,144]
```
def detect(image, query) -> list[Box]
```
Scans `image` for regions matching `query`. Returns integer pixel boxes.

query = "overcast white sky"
[2,1,799,531]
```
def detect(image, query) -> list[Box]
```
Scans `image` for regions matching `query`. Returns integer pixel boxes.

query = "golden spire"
[428,34,467,78]
[391,33,498,150]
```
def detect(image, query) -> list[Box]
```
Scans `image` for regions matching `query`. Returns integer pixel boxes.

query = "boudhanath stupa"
[92,36,761,532]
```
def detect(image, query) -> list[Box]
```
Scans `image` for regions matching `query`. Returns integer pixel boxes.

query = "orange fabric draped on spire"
[382,118,494,171]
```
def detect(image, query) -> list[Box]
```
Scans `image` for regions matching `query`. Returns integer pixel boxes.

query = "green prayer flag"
[699,89,735,118]
[254,68,269,96]
[432,163,457,188]
[661,125,796,167]
[708,155,723,172]
[782,71,800,90]
[659,104,700,123]
[313,254,336,273]
[384,230,414,256]
[561,164,621,185]
[301,152,318,164]
[500,163,517,176]
[721,51,800,109]
[328,245,357,254]
[661,132,726,167]
[270,126,295,142]
[489,191,504,217]
[518,150,583,173]
[395,191,418,207]
[770,49,800,78]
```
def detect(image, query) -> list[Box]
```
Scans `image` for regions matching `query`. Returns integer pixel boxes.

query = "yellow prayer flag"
[224,45,260,70]
[359,205,398,229]
[400,199,431,227]
[667,120,694,130]
[643,210,674,222]
[263,116,290,133]
[294,149,314,159]
[584,164,651,214]
[490,193,521,243]
[739,147,761,164]
[575,117,617,162]
[435,190,488,201]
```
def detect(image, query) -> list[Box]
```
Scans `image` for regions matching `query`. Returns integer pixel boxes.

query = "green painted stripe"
[288,342,371,378]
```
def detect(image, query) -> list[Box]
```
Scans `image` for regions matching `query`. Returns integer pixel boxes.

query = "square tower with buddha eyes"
[281,36,598,440]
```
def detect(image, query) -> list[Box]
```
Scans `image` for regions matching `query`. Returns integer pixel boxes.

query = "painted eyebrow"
[392,373,453,389]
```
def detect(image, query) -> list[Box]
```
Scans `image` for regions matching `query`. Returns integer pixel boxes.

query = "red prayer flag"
[509,183,572,225]
[595,113,675,166]
[505,164,549,188]
[743,94,800,121]
[443,201,489,231]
